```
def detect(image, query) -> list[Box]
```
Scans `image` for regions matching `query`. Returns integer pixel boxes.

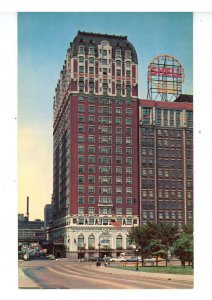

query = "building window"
[116,107,122,114]
[78,125,84,132]
[89,67,94,74]
[126,187,132,194]
[89,46,95,55]
[116,197,122,204]
[116,156,122,164]
[88,166,95,173]
[88,116,95,123]
[78,115,85,123]
[78,56,84,63]
[88,207,95,215]
[126,177,132,185]
[78,196,84,204]
[88,176,95,183]
[116,136,122,144]
[116,147,122,154]
[116,208,122,215]
[78,135,85,143]
[88,106,95,113]
[88,186,95,194]
[116,60,121,66]
[102,218,108,225]
[126,137,132,145]
[78,145,85,153]
[78,186,84,194]
[126,157,132,164]
[116,235,122,248]
[78,46,84,54]
[126,61,131,68]
[88,156,95,163]
[116,117,122,125]
[78,234,84,246]
[88,146,95,153]
[116,186,122,194]
[78,155,85,163]
[78,207,84,215]
[116,49,121,57]
[126,147,132,155]
[126,118,132,125]
[126,167,132,174]
[116,127,122,135]
[88,125,95,133]
[126,208,132,215]
[89,57,94,64]
[89,197,95,204]
[79,66,84,73]
[78,176,84,183]
[126,197,132,205]
[116,166,122,174]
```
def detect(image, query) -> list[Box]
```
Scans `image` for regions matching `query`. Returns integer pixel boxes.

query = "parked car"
[88,256,103,262]
[144,257,163,262]
[126,256,139,262]
[48,254,56,260]
[23,253,30,261]
[109,257,127,262]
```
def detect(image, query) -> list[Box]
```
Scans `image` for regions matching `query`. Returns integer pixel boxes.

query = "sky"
[18,12,193,220]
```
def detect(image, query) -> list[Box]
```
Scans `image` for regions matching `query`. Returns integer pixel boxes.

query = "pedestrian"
[96,260,99,267]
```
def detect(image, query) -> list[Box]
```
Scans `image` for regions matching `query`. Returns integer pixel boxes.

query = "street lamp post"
[98,243,101,258]
[84,243,86,261]
[136,248,139,271]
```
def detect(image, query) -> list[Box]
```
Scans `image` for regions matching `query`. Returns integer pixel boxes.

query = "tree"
[128,226,150,266]
[128,222,179,267]
[173,232,193,268]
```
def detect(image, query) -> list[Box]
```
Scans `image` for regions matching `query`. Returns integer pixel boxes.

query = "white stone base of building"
[51,225,135,259]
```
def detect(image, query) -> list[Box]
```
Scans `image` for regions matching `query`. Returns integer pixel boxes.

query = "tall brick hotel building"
[50,31,193,258]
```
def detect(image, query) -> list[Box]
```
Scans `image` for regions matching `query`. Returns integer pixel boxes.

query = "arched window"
[78,234,84,248]
[88,234,95,249]
[116,234,123,249]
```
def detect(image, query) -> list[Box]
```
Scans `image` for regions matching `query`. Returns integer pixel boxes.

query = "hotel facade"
[50,31,193,258]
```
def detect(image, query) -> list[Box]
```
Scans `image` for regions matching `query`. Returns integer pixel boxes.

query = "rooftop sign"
[147,54,185,101]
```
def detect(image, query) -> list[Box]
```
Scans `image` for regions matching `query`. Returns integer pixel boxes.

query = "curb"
[83,264,194,282]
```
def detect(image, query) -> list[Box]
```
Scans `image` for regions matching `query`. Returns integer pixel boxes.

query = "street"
[18,259,193,289]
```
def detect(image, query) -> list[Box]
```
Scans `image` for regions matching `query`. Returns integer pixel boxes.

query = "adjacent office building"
[139,96,193,227]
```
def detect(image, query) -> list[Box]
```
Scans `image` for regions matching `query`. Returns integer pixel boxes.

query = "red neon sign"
[151,66,182,78]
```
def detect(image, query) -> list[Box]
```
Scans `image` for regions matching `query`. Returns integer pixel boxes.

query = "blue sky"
[18,12,193,219]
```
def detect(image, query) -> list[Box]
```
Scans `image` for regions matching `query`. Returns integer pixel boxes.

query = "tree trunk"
[142,255,144,267]
[156,256,158,267]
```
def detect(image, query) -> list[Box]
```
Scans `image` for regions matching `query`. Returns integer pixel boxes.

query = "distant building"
[18,213,25,222]
[44,204,54,227]
[18,217,46,243]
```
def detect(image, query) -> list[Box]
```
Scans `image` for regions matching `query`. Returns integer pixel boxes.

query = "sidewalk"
[18,268,39,288]
[84,263,194,282]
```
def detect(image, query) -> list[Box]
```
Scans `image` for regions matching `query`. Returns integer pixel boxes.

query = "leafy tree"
[128,226,150,266]
[173,232,193,268]
[128,222,179,267]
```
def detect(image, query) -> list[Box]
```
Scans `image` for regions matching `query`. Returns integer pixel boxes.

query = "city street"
[18,259,193,289]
